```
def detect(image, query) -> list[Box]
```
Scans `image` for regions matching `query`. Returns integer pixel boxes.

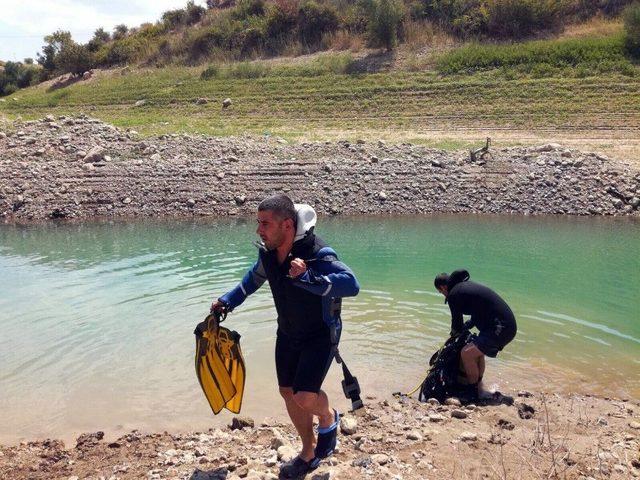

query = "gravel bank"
[1,391,639,479]
[1,115,639,221]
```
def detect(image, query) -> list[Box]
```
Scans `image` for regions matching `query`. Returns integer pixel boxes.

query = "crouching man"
[434,269,517,400]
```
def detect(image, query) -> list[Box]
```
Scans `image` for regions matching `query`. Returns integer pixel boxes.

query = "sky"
[0,0,207,62]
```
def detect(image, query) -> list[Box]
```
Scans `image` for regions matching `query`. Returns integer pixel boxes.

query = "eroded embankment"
[1,116,639,221]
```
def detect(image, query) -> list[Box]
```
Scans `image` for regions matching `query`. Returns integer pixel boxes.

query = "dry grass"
[403,20,457,54]
[562,15,624,38]
[325,30,365,53]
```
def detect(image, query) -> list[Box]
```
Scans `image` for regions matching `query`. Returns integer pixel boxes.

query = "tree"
[56,42,94,76]
[113,24,129,40]
[87,28,111,52]
[37,30,73,75]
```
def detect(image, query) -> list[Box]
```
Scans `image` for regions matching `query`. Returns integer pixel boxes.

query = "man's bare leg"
[461,343,483,384]
[294,390,334,428]
[279,387,316,461]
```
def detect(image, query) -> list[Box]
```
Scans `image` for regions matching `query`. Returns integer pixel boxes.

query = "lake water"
[1,216,638,444]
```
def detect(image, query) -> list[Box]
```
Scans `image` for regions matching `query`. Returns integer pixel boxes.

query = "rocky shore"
[1,116,639,221]
[1,391,639,480]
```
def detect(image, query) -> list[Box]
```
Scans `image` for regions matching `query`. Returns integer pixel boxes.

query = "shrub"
[624,1,640,57]
[186,1,206,24]
[265,2,298,50]
[201,64,221,78]
[2,83,18,96]
[297,1,340,46]
[368,0,405,50]
[226,61,271,78]
[436,34,629,74]
[163,8,187,28]
[234,0,266,19]
[485,0,564,39]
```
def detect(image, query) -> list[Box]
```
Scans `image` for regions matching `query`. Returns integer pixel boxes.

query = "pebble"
[445,398,462,407]
[451,409,468,419]
[630,421,640,430]
[407,431,422,441]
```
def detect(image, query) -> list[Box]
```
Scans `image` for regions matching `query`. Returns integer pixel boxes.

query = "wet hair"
[258,194,297,225]
[434,273,450,289]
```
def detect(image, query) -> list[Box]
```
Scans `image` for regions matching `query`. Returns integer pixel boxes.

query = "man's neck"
[276,235,294,264]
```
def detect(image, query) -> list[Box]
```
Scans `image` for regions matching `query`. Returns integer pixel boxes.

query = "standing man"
[211,194,360,478]
[434,269,517,400]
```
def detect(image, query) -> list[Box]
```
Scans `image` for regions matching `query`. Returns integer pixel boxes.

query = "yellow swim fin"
[194,312,246,415]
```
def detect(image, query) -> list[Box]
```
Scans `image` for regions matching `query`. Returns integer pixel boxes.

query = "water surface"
[1,215,638,444]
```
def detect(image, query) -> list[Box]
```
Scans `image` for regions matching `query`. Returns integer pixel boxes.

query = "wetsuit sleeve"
[218,256,267,311]
[292,248,360,298]
[448,295,464,334]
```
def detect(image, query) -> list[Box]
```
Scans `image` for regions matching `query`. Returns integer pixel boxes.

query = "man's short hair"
[258,194,297,224]
[434,273,449,289]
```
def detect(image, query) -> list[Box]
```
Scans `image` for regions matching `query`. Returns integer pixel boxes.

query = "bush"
[436,34,629,74]
[624,2,640,57]
[201,64,221,79]
[368,0,405,50]
[186,1,206,24]
[163,8,187,28]
[266,4,297,43]
[234,0,266,19]
[486,0,564,39]
[297,1,339,46]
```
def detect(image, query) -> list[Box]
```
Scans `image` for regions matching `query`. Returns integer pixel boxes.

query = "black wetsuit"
[447,275,517,358]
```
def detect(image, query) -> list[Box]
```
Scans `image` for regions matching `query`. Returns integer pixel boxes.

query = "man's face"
[437,285,448,297]
[256,210,293,250]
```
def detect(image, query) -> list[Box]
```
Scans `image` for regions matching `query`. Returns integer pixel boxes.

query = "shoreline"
[2,391,639,479]
[1,116,639,221]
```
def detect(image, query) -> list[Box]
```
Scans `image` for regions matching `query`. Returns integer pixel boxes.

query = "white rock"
[277,445,296,462]
[340,416,358,435]
[428,413,445,423]
[372,454,389,465]
[460,432,477,442]
[150,153,161,161]
[407,431,422,441]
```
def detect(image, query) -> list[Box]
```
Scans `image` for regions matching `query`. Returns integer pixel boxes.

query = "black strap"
[333,349,363,411]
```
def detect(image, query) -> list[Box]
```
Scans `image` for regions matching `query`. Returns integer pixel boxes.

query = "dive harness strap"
[331,326,363,411]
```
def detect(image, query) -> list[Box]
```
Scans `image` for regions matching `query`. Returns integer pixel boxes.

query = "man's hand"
[210,300,226,314]
[288,258,307,278]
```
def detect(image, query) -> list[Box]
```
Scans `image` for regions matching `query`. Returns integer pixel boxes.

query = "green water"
[0,216,638,443]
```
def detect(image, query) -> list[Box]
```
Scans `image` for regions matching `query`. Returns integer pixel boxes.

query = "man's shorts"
[472,317,517,358]
[275,332,336,394]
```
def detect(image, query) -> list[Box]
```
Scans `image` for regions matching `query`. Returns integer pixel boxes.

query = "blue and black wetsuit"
[219,232,359,393]
[446,272,517,358]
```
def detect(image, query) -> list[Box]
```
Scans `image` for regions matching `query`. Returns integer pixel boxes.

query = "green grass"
[1,43,639,146]
[436,33,635,76]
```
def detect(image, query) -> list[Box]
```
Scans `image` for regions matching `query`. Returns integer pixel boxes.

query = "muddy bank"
[1,116,639,221]
[1,391,639,479]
